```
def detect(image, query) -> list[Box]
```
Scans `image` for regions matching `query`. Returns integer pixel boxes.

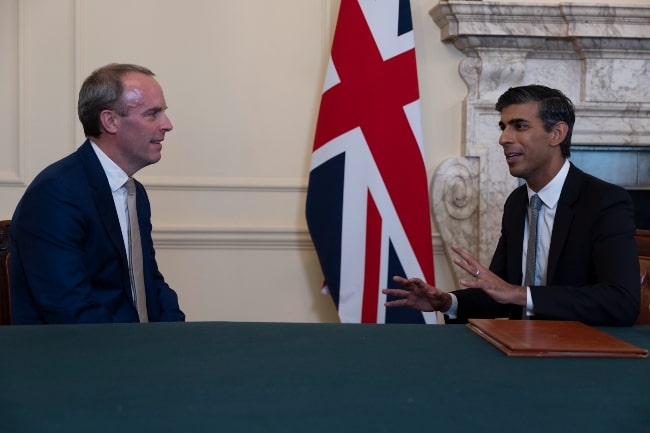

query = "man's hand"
[382,276,452,312]
[451,244,527,306]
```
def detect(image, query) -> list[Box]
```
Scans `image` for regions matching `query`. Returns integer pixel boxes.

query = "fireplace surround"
[430,1,650,283]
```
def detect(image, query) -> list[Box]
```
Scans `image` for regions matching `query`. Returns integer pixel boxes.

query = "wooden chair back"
[0,220,10,325]
[635,229,650,325]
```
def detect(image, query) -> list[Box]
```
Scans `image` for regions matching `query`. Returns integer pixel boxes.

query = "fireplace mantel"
[430,1,650,284]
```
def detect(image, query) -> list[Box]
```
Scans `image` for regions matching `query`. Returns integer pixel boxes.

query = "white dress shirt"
[90,141,130,259]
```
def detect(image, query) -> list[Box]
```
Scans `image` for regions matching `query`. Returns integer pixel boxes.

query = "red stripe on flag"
[361,190,381,323]
[312,0,434,285]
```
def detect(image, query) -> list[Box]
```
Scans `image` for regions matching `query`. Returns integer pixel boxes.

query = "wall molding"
[153,225,445,252]
[141,175,307,192]
[152,226,314,250]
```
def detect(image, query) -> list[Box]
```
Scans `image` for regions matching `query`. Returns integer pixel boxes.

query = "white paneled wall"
[0,0,627,322]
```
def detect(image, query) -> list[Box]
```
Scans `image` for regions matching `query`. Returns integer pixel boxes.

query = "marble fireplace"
[430,1,650,283]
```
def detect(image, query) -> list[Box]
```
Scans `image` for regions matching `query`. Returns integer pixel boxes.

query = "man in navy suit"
[383,85,640,326]
[10,63,185,324]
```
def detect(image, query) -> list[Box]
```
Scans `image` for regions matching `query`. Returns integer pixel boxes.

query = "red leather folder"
[466,319,648,358]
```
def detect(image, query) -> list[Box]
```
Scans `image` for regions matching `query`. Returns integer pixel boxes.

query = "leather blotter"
[466,319,648,358]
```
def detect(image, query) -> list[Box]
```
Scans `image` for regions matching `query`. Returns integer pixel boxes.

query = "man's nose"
[498,129,511,146]
[161,113,173,132]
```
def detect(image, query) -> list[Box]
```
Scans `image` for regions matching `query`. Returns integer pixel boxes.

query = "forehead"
[121,72,165,108]
[499,101,541,123]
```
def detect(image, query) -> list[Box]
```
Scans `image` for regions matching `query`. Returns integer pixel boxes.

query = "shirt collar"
[90,141,129,192]
[527,159,570,209]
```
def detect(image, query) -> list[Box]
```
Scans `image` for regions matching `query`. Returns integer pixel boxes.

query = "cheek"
[135,125,156,143]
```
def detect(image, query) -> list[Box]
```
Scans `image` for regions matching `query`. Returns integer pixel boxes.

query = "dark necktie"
[524,194,543,287]
[126,178,148,323]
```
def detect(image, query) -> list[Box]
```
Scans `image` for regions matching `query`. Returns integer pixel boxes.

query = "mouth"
[505,152,522,163]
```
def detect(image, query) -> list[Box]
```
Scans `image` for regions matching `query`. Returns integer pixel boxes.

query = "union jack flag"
[306,0,436,324]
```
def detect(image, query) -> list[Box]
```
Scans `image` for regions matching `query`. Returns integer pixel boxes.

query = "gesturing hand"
[451,244,526,306]
[382,276,452,312]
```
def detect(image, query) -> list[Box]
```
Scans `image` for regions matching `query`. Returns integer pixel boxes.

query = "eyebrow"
[498,117,530,128]
[143,105,168,115]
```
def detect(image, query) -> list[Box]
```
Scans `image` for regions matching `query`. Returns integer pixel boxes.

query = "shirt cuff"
[525,286,534,317]
[444,293,459,319]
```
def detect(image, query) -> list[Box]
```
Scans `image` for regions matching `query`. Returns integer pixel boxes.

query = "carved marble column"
[430,1,650,283]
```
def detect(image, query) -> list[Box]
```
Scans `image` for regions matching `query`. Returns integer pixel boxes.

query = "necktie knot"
[530,194,543,215]
[125,178,136,196]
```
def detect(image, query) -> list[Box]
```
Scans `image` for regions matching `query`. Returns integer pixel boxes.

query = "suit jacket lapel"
[547,164,581,283]
[77,140,128,264]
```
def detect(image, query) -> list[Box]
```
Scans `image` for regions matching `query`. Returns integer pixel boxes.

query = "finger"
[452,257,476,276]
[451,244,477,264]
[385,298,408,307]
[459,277,477,288]
[404,277,425,287]
[382,288,409,297]
[453,254,474,270]
[451,246,483,276]
[450,243,467,255]
[392,275,424,289]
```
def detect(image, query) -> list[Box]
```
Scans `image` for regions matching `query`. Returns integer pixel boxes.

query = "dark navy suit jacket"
[448,163,640,327]
[10,140,185,324]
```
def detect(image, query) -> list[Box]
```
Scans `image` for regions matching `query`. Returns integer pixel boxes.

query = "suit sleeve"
[12,178,116,323]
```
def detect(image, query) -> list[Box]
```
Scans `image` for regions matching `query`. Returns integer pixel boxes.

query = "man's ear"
[550,121,569,147]
[99,109,119,135]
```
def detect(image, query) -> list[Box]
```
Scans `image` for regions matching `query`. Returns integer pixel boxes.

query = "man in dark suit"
[383,85,640,326]
[10,63,185,324]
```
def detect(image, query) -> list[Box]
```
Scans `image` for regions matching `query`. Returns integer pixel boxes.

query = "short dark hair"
[77,63,155,138]
[495,85,575,157]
